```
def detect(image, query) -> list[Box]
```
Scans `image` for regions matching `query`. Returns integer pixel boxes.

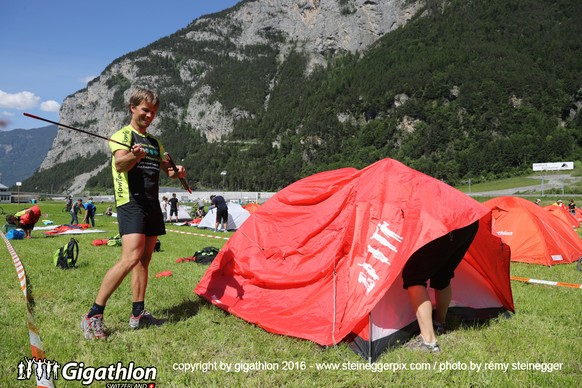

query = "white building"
[0,184,11,203]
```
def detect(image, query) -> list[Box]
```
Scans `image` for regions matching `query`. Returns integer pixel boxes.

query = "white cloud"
[81,75,97,84]
[40,100,61,112]
[2,111,15,117]
[0,90,40,109]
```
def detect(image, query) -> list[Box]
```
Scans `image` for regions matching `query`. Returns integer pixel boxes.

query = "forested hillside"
[218,0,580,190]
[24,0,582,193]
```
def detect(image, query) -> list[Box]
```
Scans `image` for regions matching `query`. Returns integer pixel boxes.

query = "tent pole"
[368,312,372,364]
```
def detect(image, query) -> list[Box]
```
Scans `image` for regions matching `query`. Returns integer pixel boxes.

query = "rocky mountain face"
[0,125,57,187]
[39,0,423,190]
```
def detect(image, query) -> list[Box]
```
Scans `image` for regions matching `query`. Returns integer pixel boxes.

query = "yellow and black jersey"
[109,125,165,207]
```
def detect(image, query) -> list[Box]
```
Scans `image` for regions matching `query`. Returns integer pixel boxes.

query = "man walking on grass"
[81,87,186,339]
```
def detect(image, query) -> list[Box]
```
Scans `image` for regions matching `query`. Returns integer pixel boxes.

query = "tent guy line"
[510,276,582,289]
[166,229,229,241]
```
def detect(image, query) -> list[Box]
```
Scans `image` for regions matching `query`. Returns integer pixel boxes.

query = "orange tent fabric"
[196,159,513,359]
[543,205,580,229]
[242,203,261,214]
[485,196,582,266]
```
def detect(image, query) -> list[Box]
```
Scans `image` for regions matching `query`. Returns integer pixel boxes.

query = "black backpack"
[193,246,220,264]
[53,238,79,269]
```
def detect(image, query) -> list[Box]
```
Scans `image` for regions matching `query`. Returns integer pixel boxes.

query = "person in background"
[161,196,169,222]
[105,205,113,216]
[70,199,84,225]
[65,196,73,212]
[80,87,186,340]
[168,193,179,223]
[6,205,42,239]
[209,194,228,232]
[568,199,576,216]
[402,221,479,353]
[83,197,97,227]
[196,198,206,217]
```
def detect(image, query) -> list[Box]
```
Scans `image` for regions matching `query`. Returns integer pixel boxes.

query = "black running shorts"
[117,199,166,237]
[216,208,228,224]
[402,220,479,290]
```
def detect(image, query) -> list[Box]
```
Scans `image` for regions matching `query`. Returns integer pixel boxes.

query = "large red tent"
[196,159,514,360]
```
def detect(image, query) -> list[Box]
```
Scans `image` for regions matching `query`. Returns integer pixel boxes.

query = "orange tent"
[543,205,580,229]
[484,196,582,266]
[242,203,261,214]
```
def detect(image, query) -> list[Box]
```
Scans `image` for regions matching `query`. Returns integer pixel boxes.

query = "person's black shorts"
[117,199,166,237]
[216,208,228,224]
[20,223,35,231]
[402,220,479,290]
[170,207,178,216]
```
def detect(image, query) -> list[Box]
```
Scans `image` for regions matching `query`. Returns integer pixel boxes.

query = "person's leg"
[82,233,146,339]
[94,233,147,305]
[407,285,437,344]
[130,235,158,303]
[434,285,452,325]
[128,235,165,328]
[430,221,479,326]
[223,211,228,231]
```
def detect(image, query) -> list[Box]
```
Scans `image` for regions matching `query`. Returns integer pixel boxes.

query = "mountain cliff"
[39,0,421,173]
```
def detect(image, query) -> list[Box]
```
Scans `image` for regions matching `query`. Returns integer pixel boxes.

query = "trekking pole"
[24,113,192,193]
[164,152,192,193]
[23,112,128,148]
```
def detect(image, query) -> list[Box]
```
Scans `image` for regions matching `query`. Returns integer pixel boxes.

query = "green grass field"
[0,201,580,387]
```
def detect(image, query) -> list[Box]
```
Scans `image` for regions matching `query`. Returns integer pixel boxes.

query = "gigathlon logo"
[16,357,157,386]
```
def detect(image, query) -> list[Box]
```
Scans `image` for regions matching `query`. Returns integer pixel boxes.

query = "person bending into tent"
[6,205,42,239]
[80,87,186,340]
[209,194,228,232]
[402,220,479,352]
[83,197,97,227]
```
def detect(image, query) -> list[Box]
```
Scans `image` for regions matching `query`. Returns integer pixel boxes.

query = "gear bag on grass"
[53,238,79,269]
[6,229,25,240]
[193,246,220,264]
[107,233,122,247]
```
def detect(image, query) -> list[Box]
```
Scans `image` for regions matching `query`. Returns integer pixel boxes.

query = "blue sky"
[0,0,240,131]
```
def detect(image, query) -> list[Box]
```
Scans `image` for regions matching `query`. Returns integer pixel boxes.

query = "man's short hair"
[128,87,160,112]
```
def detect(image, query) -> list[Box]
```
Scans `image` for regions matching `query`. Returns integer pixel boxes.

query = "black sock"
[132,301,145,317]
[87,303,105,318]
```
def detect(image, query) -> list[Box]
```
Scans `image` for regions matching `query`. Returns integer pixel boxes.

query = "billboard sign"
[532,162,574,171]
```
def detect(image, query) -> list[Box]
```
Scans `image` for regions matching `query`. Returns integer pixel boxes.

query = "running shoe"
[128,310,165,329]
[80,314,106,340]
